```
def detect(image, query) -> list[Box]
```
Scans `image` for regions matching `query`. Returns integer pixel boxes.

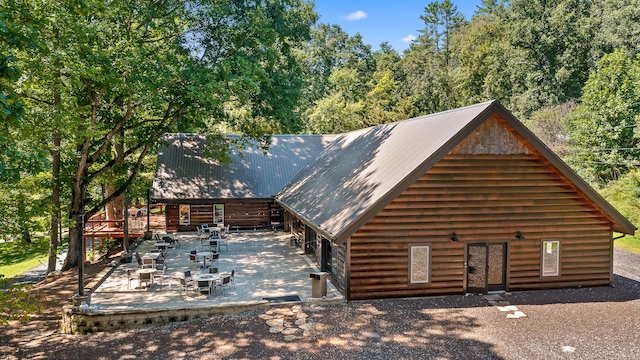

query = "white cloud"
[346,10,367,21]
[401,34,417,43]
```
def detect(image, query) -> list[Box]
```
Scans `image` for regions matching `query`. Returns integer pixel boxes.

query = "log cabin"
[152,134,335,232]
[276,100,636,299]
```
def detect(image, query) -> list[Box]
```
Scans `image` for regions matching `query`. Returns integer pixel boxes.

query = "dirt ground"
[1,249,639,360]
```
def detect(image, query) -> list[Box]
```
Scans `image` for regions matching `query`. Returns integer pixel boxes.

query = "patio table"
[195,273,221,296]
[196,251,214,268]
[135,268,158,287]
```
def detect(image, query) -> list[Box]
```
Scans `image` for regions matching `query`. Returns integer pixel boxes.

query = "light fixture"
[451,232,459,241]
[516,231,525,240]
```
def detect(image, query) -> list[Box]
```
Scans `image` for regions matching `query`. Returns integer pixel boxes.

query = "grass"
[615,234,640,254]
[0,237,57,279]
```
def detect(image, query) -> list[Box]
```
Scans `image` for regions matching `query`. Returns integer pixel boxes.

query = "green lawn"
[615,234,640,254]
[0,237,55,279]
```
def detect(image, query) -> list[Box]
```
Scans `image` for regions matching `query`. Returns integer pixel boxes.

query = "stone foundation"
[61,300,270,334]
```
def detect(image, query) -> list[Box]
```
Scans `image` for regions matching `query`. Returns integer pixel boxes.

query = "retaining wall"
[61,300,270,334]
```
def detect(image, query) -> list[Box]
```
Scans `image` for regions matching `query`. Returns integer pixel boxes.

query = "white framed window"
[409,244,431,284]
[179,204,190,225]
[542,240,560,276]
[213,204,224,224]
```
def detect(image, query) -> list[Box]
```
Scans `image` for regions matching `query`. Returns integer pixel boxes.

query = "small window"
[409,245,431,284]
[542,240,560,276]
[179,204,190,225]
[213,204,224,224]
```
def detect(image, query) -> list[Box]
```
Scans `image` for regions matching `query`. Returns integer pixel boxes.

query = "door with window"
[466,243,507,293]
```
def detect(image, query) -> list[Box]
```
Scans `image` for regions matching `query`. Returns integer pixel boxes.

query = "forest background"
[2,0,640,276]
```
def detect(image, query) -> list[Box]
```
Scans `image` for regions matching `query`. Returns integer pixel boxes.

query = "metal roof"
[276,100,636,241]
[153,134,336,201]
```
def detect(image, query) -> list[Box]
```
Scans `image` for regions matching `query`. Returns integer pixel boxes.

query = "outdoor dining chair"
[179,277,194,295]
[135,252,143,268]
[189,254,203,269]
[142,257,154,269]
[138,271,152,288]
[217,274,233,296]
[126,269,135,289]
[154,264,167,285]
[208,267,219,274]
[197,280,212,297]
[207,240,219,252]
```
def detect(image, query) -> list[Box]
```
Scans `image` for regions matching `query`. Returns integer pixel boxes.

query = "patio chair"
[207,240,219,252]
[207,252,219,267]
[197,280,212,297]
[189,254,202,269]
[142,257,154,269]
[219,237,228,252]
[138,271,152,288]
[179,277,195,295]
[155,264,167,285]
[217,274,233,296]
[126,269,135,289]
[230,269,235,288]
[134,252,143,267]
[209,267,219,274]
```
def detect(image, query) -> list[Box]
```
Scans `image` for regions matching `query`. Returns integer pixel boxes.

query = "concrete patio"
[89,230,342,312]
[61,230,344,333]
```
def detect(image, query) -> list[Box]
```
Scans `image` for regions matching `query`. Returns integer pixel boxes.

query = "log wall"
[165,199,275,232]
[348,153,613,300]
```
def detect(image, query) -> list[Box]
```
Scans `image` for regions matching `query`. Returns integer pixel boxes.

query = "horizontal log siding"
[348,154,612,300]
[165,199,274,232]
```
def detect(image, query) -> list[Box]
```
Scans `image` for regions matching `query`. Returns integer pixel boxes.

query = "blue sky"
[312,1,481,53]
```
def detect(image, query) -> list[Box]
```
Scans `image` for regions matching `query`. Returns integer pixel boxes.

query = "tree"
[450,13,511,106]
[565,49,640,183]
[505,0,596,116]
[16,0,317,270]
[474,0,505,17]
[591,0,640,58]
[418,0,465,65]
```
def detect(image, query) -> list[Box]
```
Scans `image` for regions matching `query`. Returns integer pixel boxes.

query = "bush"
[0,275,43,324]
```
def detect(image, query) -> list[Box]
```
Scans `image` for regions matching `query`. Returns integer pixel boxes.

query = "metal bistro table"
[195,273,221,296]
[196,251,215,268]
[135,268,158,288]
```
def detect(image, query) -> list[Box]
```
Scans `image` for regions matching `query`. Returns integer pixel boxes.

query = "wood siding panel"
[349,154,613,300]
[165,199,275,232]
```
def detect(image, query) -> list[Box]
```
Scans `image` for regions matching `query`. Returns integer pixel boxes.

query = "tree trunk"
[105,139,125,228]
[48,28,61,274]
[47,131,60,274]
[105,187,123,229]
[62,162,87,271]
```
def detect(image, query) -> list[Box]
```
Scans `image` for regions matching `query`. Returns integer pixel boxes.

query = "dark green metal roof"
[153,134,336,201]
[276,101,636,241]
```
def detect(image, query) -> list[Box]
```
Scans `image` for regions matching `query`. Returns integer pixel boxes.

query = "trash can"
[310,272,328,298]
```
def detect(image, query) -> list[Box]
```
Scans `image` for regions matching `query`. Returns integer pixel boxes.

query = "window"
[542,240,560,276]
[409,245,431,284]
[179,204,190,225]
[213,204,224,224]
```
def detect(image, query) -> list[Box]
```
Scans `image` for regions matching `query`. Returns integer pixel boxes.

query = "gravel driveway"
[3,248,639,359]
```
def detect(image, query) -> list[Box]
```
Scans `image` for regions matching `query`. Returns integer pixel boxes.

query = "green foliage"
[505,0,596,116]
[600,169,640,227]
[0,275,43,324]
[565,49,640,183]
[522,101,575,156]
[94,237,120,261]
[614,235,640,254]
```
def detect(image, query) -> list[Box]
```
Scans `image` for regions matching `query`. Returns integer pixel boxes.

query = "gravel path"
[2,248,639,359]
